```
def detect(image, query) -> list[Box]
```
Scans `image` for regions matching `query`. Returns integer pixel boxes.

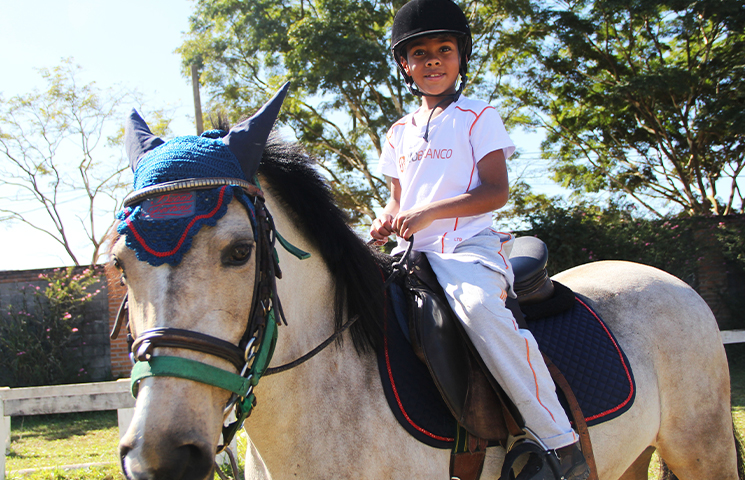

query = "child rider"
[370,1,589,479]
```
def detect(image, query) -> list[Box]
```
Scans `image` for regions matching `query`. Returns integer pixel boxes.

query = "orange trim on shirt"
[455,105,497,136]
[386,120,407,149]
[449,105,495,234]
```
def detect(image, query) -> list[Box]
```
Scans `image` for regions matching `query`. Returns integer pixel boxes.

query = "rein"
[115,176,353,454]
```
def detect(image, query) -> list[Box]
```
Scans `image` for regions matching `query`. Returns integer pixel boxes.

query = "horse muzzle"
[120,431,216,480]
[118,377,224,480]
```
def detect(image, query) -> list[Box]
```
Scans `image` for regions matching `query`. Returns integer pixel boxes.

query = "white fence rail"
[721,329,745,345]
[0,379,134,479]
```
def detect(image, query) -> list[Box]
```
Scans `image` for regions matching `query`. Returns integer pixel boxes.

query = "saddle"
[395,236,597,480]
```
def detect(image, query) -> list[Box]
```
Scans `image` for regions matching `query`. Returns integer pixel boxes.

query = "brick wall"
[0,266,112,383]
[695,229,730,325]
[107,273,131,378]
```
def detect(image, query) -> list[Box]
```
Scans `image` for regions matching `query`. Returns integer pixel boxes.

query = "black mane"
[258,137,388,352]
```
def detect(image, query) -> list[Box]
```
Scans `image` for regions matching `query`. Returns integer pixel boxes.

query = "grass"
[6,345,745,479]
[5,411,248,480]
[6,411,121,477]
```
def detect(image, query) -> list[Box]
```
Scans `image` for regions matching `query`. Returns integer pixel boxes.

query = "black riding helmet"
[391,0,472,97]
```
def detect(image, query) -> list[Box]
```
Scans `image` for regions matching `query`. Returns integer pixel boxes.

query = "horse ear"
[125,109,165,171]
[222,82,290,181]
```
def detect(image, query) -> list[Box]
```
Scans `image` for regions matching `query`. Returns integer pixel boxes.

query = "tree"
[0,60,171,267]
[491,0,745,217]
[178,0,527,224]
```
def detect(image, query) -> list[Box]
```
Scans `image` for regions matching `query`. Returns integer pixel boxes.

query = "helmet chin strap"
[407,73,468,142]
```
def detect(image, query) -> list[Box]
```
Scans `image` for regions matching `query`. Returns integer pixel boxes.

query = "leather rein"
[111,177,355,451]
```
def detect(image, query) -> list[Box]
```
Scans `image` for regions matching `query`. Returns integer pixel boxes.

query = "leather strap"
[450,432,488,480]
[543,354,599,480]
[131,327,246,371]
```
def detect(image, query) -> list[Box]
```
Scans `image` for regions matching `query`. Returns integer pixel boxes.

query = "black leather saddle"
[399,236,559,443]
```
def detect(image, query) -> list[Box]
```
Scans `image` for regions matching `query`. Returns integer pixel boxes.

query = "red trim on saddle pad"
[383,284,455,443]
[574,296,634,422]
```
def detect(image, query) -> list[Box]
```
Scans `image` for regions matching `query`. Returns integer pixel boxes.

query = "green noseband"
[130,309,278,398]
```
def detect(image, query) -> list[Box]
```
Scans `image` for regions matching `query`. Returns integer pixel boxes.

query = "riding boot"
[515,442,589,480]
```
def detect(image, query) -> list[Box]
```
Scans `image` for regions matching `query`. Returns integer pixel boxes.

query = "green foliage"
[0,267,102,387]
[517,204,701,283]
[178,0,397,223]
[717,220,745,271]
[492,0,745,217]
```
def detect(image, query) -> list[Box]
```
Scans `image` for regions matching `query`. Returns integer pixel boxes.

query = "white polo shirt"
[379,96,515,254]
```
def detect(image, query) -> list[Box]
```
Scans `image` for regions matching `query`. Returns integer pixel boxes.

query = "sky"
[0,0,197,271]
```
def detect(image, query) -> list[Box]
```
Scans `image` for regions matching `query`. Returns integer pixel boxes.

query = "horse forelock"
[258,137,386,352]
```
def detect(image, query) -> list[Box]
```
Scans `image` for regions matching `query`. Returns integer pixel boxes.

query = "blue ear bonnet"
[117,130,257,267]
[119,82,290,267]
[132,130,247,190]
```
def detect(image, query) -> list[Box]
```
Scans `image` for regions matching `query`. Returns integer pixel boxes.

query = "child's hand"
[393,207,434,241]
[370,213,395,246]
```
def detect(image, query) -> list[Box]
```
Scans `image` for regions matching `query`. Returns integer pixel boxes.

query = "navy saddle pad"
[376,283,636,449]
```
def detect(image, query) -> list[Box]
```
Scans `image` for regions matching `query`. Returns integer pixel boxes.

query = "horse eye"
[112,257,127,285]
[224,242,253,266]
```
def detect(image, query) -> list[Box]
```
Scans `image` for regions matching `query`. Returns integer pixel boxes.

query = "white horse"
[113,96,740,480]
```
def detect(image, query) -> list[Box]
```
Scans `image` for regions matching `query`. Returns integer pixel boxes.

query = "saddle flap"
[409,286,510,441]
[405,253,515,441]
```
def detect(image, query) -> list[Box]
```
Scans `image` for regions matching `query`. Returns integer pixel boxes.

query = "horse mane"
[259,136,388,353]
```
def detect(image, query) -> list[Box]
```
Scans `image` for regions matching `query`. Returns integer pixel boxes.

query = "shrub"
[0,266,102,387]
[516,205,702,285]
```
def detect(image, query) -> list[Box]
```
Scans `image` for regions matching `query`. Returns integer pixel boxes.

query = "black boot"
[514,442,589,480]
[554,443,589,480]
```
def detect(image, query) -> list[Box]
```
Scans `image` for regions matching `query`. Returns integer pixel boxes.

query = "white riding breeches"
[425,229,578,450]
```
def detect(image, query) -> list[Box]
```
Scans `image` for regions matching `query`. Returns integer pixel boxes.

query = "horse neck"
[243,188,449,478]
[249,189,379,421]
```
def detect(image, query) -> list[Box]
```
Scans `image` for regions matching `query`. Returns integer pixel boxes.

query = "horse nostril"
[120,442,215,480]
[175,444,215,480]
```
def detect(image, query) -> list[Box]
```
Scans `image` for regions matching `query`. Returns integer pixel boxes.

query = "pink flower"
[71,328,78,332]
[63,313,72,320]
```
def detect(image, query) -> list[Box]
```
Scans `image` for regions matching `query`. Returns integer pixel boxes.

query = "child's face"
[401,35,460,97]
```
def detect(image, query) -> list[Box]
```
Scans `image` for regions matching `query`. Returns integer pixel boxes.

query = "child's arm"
[392,149,508,240]
[370,178,403,245]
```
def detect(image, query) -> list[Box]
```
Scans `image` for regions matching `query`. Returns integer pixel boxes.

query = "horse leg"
[244,433,273,480]
[654,377,738,479]
[615,447,655,480]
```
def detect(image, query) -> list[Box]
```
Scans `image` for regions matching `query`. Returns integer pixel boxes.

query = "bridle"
[111,176,356,454]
